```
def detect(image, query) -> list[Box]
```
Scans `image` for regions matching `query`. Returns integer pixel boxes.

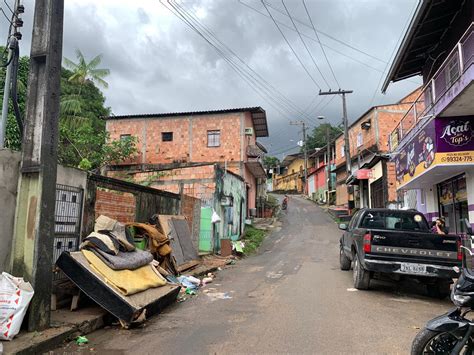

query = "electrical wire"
[302,0,340,89]
[260,0,322,90]
[10,39,23,136]
[164,0,298,123]
[281,0,330,89]
[260,0,387,64]
[174,0,316,123]
[163,0,320,127]
[239,0,388,74]
[369,0,418,105]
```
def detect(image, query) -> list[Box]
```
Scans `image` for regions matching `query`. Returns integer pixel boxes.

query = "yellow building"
[273,153,311,193]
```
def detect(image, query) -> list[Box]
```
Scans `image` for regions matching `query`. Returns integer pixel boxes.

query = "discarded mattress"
[81,250,166,295]
[57,252,180,324]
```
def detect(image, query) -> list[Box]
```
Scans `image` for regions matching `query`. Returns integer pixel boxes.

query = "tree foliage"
[304,123,341,152]
[263,156,280,168]
[0,47,137,171]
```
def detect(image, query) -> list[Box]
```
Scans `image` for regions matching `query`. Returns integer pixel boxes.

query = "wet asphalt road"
[53,196,453,354]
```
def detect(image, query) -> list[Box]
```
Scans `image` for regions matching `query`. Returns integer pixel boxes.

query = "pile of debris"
[56,214,210,328]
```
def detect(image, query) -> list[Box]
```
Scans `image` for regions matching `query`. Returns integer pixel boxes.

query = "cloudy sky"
[1,0,421,158]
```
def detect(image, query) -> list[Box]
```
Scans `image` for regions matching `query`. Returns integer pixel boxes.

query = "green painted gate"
[199,207,213,253]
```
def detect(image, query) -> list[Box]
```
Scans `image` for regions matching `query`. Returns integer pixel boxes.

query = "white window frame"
[207,130,221,147]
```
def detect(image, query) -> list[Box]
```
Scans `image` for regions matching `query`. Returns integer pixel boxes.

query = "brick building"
[272,153,309,193]
[334,87,422,209]
[306,145,336,204]
[105,107,269,219]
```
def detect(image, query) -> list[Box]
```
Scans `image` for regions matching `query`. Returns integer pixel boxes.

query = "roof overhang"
[382,0,465,92]
[245,161,267,179]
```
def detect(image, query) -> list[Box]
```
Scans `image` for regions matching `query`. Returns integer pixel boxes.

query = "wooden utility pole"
[319,89,353,209]
[326,125,331,204]
[290,120,307,195]
[11,0,64,331]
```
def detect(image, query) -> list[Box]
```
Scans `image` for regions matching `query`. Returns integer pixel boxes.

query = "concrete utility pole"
[11,0,64,331]
[326,125,331,203]
[290,120,307,195]
[319,89,353,208]
[0,0,22,148]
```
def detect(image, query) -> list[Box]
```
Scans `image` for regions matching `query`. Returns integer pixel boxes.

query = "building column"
[424,185,439,223]
[466,169,474,229]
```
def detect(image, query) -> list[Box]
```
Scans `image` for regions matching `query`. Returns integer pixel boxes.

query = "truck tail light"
[363,233,371,253]
[457,239,463,261]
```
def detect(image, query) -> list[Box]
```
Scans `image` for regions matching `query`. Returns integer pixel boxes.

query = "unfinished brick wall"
[95,190,136,223]
[181,194,201,249]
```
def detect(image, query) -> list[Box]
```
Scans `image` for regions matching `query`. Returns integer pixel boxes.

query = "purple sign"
[395,120,436,183]
[435,116,474,152]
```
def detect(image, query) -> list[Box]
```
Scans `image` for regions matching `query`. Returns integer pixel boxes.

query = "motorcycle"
[412,219,474,354]
[281,196,288,210]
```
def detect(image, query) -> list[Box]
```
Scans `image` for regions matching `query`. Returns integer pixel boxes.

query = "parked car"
[339,208,461,298]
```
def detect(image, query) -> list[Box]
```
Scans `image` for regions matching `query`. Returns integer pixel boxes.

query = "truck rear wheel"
[427,280,451,299]
[353,255,370,290]
[340,245,351,271]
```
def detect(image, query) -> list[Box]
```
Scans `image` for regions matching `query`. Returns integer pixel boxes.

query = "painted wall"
[0,150,21,273]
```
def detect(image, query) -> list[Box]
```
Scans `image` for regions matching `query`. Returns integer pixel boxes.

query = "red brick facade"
[106,109,268,211]
[334,87,423,208]
[95,190,136,223]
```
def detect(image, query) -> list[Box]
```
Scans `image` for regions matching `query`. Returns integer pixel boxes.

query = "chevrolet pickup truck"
[339,208,461,298]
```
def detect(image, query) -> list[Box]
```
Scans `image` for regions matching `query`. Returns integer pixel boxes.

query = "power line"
[260,0,387,64]
[239,0,387,74]
[302,0,340,88]
[281,0,330,89]
[369,0,418,106]
[163,1,305,123]
[163,0,320,127]
[260,0,322,90]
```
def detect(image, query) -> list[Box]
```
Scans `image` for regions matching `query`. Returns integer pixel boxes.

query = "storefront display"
[437,174,468,234]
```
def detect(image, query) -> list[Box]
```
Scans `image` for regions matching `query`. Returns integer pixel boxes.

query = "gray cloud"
[1,0,420,159]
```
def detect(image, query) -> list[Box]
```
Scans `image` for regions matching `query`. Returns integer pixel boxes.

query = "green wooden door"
[199,207,213,253]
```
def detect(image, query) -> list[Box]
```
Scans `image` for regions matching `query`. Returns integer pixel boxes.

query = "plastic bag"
[0,272,34,341]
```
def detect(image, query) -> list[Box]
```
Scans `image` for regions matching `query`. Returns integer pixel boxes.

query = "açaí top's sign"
[394,116,473,187]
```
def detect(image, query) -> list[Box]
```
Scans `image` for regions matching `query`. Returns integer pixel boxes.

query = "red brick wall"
[95,190,136,223]
[106,113,244,166]
[386,161,398,203]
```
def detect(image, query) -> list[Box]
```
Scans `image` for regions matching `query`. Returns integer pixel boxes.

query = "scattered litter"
[346,288,358,292]
[202,277,213,285]
[232,241,245,254]
[206,292,232,301]
[412,326,421,330]
[76,336,89,345]
[217,267,222,271]
[185,288,197,295]
[177,276,199,290]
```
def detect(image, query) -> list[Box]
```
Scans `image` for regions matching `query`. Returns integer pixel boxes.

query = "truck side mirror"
[339,223,348,230]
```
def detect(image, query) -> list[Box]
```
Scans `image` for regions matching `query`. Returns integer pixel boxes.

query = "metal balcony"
[390,22,474,151]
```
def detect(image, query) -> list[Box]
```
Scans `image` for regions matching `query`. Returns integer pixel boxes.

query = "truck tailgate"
[367,229,459,266]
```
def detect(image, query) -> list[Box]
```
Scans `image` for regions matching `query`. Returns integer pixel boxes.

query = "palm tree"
[63,49,110,88]
[60,49,110,127]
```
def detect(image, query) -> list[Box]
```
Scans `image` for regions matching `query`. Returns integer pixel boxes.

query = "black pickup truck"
[339,208,461,298]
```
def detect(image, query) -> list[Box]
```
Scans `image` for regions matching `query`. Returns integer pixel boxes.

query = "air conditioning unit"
[245,127,254,136]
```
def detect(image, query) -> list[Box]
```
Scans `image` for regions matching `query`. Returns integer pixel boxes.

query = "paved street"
[55,196,452,354]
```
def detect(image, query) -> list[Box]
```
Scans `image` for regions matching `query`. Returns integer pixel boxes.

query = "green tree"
[304,123,341,152]
[263,156,280,169]
[0,47,137,171]
[63,49,110,88]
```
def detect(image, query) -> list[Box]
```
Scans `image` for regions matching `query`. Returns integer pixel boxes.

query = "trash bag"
[0,272,34,341]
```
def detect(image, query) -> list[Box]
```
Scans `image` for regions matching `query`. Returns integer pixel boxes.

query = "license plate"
[400,263,427,274]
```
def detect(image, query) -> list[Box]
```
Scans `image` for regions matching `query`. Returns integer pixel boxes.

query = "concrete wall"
[0,150,21,273]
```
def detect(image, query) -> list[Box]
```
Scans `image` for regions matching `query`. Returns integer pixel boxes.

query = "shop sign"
[393,116,474,187]
[356,169,372,179]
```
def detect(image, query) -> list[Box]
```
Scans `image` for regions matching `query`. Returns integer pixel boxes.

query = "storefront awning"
[398,165,474,190]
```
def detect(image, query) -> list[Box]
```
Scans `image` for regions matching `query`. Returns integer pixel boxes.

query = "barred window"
[207,130,220,147]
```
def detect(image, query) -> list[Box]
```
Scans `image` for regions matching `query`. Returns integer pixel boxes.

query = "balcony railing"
[389,22,474,151]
